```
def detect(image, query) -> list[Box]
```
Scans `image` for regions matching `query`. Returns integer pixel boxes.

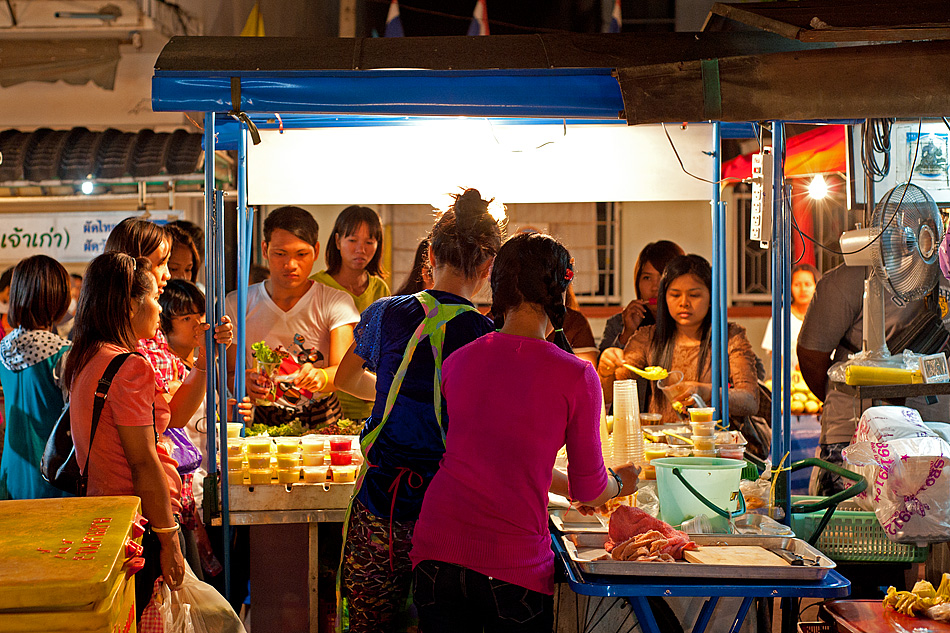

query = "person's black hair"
[8,255,70,330]
[104,217,170,259]
[263,206,319,247]
[166,224,201,283]
[70,273,83,282]
[650,255,713,398]
[490,232,574,354]
[325,205,385,277]
[428,188,503,279]
[634,240,685,300]
[167,219,204,264]
[395,239,431,296]
[159,279,206,335]
[0,266,14,292]
[64,253,153,388]
[791,262,820,285]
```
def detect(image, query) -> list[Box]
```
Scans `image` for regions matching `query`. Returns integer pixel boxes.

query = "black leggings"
[414,560,553,633]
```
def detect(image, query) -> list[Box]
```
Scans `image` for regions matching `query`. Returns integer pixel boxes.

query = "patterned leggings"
[342,499,416,633]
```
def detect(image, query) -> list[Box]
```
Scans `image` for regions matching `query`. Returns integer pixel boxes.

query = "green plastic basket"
[790,496,929,563]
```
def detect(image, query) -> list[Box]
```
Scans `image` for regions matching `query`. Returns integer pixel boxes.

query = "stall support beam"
[711,121,724,416]
[214,187,232,601]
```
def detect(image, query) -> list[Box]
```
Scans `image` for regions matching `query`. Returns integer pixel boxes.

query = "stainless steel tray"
[550,508,608,533]
[562,533,834,580]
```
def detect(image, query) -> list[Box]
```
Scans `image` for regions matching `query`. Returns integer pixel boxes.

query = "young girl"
[761,263,819,370]
[312,205,391,421]
[64,253,186,614]
[410,232,639,632]
[166,224,202,284]
[335,188,503,633]
[602,254,760,422]
[0,255,72,500]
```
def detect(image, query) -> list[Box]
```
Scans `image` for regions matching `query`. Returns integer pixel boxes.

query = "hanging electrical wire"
[861,118,894,182]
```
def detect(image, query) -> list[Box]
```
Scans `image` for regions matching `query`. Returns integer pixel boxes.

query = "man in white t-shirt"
[227,206,360,429]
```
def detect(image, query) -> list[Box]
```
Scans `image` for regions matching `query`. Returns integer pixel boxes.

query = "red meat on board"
[606,506,697,560]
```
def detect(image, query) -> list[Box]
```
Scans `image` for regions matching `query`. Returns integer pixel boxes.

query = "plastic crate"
[790,496,929,563]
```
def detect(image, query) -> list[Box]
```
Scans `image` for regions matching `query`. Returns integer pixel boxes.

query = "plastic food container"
[331,466,357,483]
[227,422,243,438]
[691,449,718,458]
[692,436,716,451]
[302,452,325,467]
[639,413,664,426]
[226,439,245,456]
[276,453,300,468]
[668,446,692,458]
[718,445,746,460]
[644,445,669,462]
[690,421,716,436]
[302,467,327,483]
[330,451,353,466]
[248,469,273,485]
[226,454,245,471]
[245,437,272,454]
[689,407,716,422]
[246,454,270,469]
[276,468,300,484]
[301,436,327,453]
[275,437,300,454]
[227,468,245,482]
[330,437,352,452]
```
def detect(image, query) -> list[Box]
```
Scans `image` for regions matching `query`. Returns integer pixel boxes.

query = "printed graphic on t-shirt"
[263,333,326,411]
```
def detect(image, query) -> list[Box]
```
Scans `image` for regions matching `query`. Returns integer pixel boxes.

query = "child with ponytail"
[410,232,639,632]
[335,188,503,632]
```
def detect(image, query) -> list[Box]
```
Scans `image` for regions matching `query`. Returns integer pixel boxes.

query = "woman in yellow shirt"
[312,205,390,420]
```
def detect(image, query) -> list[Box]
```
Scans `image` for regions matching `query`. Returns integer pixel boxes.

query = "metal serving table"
[552,532,850,633]
[228,482,355,633]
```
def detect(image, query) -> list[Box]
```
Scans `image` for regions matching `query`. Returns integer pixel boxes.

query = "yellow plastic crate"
[790,496,928,563]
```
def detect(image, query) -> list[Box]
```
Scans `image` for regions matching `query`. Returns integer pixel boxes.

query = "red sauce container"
[329,437,352,452]
[330,451,353,466]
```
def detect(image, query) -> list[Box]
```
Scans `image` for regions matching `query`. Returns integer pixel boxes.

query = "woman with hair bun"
[410,232,639,632]
[336,188,503,633]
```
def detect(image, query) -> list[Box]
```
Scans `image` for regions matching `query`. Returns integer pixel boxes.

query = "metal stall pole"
[234,120,249,411]
[769,122,790,501]
[202,112,233,597]
[710,121,723,415]
[214,188,231,600]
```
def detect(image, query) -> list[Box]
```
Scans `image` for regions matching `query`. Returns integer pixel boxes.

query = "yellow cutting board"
[684,545,790,566]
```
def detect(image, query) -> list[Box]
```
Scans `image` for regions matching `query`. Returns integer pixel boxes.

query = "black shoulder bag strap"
[82,352,135,480]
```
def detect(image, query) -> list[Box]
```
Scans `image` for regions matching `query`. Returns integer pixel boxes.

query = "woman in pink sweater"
[410,232,639,632]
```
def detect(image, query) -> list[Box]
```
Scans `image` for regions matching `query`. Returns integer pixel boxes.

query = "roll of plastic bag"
[845,406,950,543]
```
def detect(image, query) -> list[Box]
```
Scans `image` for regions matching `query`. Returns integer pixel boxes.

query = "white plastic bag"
[844,406,950,544]
[170,565,246,633]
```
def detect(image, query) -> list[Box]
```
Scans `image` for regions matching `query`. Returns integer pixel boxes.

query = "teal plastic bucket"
[652,457,746,530]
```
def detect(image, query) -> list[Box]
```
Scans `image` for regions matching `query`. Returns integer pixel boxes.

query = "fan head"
[871,183,943,302]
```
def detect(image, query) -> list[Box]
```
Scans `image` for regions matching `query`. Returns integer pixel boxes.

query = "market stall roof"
[153,32,950,128]
[704,0,950,43]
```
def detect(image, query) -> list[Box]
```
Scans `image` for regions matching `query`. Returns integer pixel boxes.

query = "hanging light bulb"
[808,174,828,200]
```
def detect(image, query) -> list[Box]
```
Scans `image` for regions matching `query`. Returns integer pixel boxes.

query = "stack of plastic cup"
[245,436,274,484]
[274,437,301,483]
[613,379,645,466]
[226,438,246,483]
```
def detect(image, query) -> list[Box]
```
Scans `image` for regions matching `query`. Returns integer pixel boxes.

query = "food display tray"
[561,533,834,581]
[549,508,608,533]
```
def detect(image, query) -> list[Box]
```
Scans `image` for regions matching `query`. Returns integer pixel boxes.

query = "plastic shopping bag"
[173,565,246,633]
[844,406,950,544]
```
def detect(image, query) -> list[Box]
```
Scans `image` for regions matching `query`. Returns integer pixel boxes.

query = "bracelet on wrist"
[316,367,329,390]
[608,468,624,499]
[151,523,180,534]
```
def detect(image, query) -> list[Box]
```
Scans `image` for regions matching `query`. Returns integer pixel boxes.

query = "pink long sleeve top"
[410,332,607,595]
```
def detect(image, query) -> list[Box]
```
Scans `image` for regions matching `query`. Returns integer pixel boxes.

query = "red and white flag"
[467,0,489,36]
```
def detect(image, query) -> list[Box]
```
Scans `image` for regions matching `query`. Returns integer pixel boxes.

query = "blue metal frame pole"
[214,188,231,600]
[235,121,248,408]
[711,122,723,416]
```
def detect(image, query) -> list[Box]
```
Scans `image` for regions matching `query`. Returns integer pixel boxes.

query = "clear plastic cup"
[691,449,718,458]
[301,436,327,453]
[276,468,300,484]
[639,413,664,426]
[330,451,353,466]
[302,466,328,483]
[227,422,243,438]
[276,453,300,469]
[329,437,352,452]
[690,421,716,437]
[246,454,271,469]
[331,466,357,483]
[719,445,746,460]
[302,452,325,467]
[689,407,716,422]
[248,469,273,485]
[227,468,245,483]
[692,436,716,451]
[275,437,300,454]
[226,438,245,457]
[226,454,245,471]
[246,437,272,454]
[644,444,669,462]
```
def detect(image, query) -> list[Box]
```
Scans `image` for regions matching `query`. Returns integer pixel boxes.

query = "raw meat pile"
[603,506,697,562]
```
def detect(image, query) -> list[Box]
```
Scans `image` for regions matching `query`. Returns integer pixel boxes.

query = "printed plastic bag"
[844,406,950,544]
[173,565,246,633]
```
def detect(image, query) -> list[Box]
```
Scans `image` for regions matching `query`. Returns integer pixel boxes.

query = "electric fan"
[839,183,943,356]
